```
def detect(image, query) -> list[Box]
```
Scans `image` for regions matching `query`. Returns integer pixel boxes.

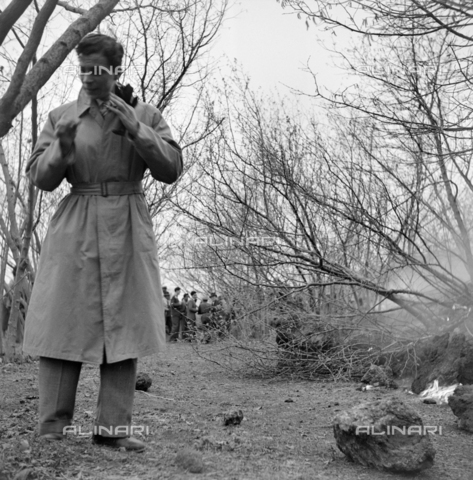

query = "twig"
[136,390,175,401]
[57,1,86,14]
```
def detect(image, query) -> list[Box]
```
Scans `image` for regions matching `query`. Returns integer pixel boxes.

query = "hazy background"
[209,0,349,95]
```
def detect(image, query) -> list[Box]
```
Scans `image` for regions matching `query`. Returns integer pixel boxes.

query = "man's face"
[192,293,197,300]
[78,53,118,101]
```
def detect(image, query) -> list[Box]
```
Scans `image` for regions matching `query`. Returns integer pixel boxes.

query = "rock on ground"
[223,410,244,426]
[333,397,435,473]
[411,331,473,394]
[135,372,152,392]
[448,384,473,432]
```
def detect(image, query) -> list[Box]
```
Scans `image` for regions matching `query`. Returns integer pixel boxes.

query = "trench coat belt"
[70,181,143,197]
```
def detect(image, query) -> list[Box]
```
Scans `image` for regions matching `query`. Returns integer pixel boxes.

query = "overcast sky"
[209,0,350,96]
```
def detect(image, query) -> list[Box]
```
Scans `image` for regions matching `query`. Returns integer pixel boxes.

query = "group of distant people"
[161,286,230,342]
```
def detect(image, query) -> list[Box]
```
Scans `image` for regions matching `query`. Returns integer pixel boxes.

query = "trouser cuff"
[39,419,72,436]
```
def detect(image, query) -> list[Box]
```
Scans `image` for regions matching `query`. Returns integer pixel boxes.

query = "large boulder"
[448,385,473,432]
[411,331,473,394]
[333,397,435,473]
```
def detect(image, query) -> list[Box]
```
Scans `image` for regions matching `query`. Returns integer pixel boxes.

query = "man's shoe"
[92,435,145,452]
[40,433,64,441]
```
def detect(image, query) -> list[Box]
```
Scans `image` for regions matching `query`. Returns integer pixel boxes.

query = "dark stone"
[333,397,435,472]
[411,332,473,394]
[361,365,397,388]
[223,410,243,426]
[460,340,473,385]
[448,385,473,432]
[135,372,152,392]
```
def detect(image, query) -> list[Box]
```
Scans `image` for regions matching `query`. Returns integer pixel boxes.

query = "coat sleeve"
[130,107,183,184]
[25,111,74,192]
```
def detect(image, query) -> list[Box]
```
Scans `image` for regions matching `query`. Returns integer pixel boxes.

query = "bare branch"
[0,0,33,47]
[0,0,121,138]
[1,0,59,134]
[57,0,85,14]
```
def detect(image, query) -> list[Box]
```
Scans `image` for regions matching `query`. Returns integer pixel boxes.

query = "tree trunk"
[0,240,9,357]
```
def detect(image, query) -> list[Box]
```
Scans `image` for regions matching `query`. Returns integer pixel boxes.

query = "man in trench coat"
[23,33,183,451]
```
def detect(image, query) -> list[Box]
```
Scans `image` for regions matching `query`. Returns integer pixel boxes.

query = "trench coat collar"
[77,88,117,128]
[77,88,92,117]
[77,87,115,118]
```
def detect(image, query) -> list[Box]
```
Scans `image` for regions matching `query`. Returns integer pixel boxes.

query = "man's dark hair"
[190,291,196,296]
[174,287,181,292]
[76,33,124,68]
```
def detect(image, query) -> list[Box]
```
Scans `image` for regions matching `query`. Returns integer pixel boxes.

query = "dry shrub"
[190,288,433,381]
[192,311,419,381]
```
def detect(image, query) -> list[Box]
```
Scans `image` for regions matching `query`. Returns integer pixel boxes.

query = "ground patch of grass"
[0,342,472,479]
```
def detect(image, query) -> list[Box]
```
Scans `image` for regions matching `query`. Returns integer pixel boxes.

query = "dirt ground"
[1,342,472,480]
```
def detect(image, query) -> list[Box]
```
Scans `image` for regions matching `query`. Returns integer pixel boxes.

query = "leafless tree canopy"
[172,1,473,345]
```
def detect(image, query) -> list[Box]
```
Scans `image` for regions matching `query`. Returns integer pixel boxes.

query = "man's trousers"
[38,355,137,437]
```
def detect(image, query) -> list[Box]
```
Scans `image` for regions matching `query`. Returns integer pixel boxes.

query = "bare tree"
[277,0,473,42]
[175,52,473,336]
[266,1,473,332]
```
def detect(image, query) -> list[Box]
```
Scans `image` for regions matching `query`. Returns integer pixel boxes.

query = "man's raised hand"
[55,118,80,158]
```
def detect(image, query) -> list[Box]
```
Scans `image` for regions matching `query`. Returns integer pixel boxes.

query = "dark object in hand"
[116,83,138,107]
[135,372,152,391]
[112,83,138,136]
[223,410,243,426]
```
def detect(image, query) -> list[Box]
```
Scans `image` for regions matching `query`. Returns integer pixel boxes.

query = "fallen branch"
[136,390,176,402]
